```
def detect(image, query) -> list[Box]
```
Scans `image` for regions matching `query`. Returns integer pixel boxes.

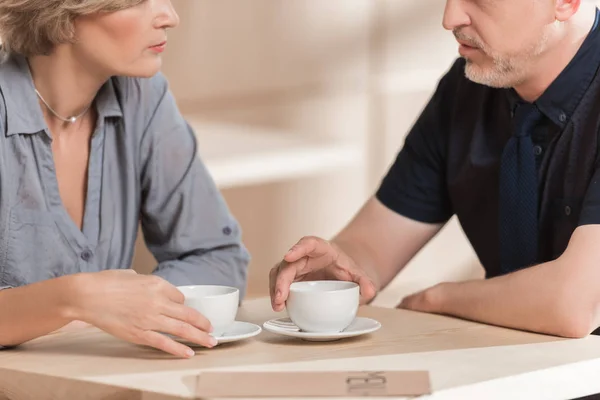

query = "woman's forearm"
[0,275,80,346]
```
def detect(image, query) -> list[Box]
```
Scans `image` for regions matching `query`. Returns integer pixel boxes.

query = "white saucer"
[168,321,261,346]
[263,317,381,342]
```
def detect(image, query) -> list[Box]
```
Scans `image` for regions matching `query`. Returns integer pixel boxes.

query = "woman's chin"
[118,59,163,78]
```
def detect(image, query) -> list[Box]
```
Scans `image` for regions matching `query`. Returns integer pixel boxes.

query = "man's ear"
[554,0,581,22]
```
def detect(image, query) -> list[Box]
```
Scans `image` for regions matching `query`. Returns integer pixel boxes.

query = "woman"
[0,0,250,358]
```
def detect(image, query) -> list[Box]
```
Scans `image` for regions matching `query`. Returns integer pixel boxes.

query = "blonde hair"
[0,0,145,57]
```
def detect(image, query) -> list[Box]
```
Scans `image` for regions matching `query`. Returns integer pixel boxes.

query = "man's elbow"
[553,316,596,338]
[551,294,599,339]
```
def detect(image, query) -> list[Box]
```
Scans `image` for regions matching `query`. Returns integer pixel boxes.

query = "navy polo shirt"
[377,9,600,279]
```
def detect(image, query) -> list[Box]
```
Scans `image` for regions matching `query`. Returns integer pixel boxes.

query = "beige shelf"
[186,116,364,189]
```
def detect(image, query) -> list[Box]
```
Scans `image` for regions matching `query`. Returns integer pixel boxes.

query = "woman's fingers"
[156,315,217,349]
[161,302,213,333]
[136,329,196,359]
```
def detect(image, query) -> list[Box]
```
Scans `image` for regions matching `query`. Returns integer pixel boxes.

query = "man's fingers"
[356,274,377,304]
[284,236,332,263]
[272,258,308,312]
[138,330,196,359]
[328,267,377,304]
[397,298,409,309]
[269,264,280,308]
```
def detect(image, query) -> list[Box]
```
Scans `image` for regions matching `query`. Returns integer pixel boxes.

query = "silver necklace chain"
[34,88,92,124]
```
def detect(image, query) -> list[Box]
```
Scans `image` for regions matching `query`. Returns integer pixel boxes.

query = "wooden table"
[1,297,600,399]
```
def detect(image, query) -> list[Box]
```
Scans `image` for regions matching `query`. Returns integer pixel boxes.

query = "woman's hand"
[69,270,215,358]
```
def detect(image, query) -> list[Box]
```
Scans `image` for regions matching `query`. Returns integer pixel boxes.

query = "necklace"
[34,88,92,124]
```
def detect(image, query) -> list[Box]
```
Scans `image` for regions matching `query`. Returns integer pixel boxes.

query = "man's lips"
[456,38,482,57]
[456,39,478,49]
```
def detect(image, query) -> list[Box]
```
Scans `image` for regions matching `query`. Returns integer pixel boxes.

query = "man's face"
[443,0,557,88]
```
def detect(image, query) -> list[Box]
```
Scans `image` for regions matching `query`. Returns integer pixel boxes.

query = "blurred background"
[133,0,600,306]
[133,0,483,305]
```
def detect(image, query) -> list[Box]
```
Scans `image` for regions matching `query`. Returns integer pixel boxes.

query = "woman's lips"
[149,41,167,53]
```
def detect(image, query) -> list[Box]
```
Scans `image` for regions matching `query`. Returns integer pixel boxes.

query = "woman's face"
[72,0,179,78]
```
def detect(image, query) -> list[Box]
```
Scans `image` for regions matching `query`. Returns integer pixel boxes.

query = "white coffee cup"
[285,281,359,333]
[177,285,239,337]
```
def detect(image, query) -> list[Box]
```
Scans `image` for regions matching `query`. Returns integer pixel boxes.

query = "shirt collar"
[95,77,124,121]
[508,8,600,128]
[0,54,47,136]
[0,53,123,137]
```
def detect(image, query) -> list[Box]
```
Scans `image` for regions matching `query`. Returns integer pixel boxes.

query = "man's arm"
[272,61,462,306]
[330,64,464,291]
[270,196,444,310]
[401,224,600,338]
[138,74,250,298]
[331,197,444,291]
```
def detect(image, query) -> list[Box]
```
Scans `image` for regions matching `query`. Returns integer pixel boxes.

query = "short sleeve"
[375,62,460,224]
[579,160,600,225]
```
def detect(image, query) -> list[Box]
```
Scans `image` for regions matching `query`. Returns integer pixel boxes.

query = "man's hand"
[398,283,445,314]
[269,236,378,312]
[69,270,217,358]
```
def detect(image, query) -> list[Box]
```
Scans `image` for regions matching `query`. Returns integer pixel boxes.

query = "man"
[269,0,600,338]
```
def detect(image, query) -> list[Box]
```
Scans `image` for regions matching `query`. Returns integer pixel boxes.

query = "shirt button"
[559,113,567,123]
[564,206,572,216]
[222,226,232,236]
[533,145,543,156]
[81,249,93,262]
